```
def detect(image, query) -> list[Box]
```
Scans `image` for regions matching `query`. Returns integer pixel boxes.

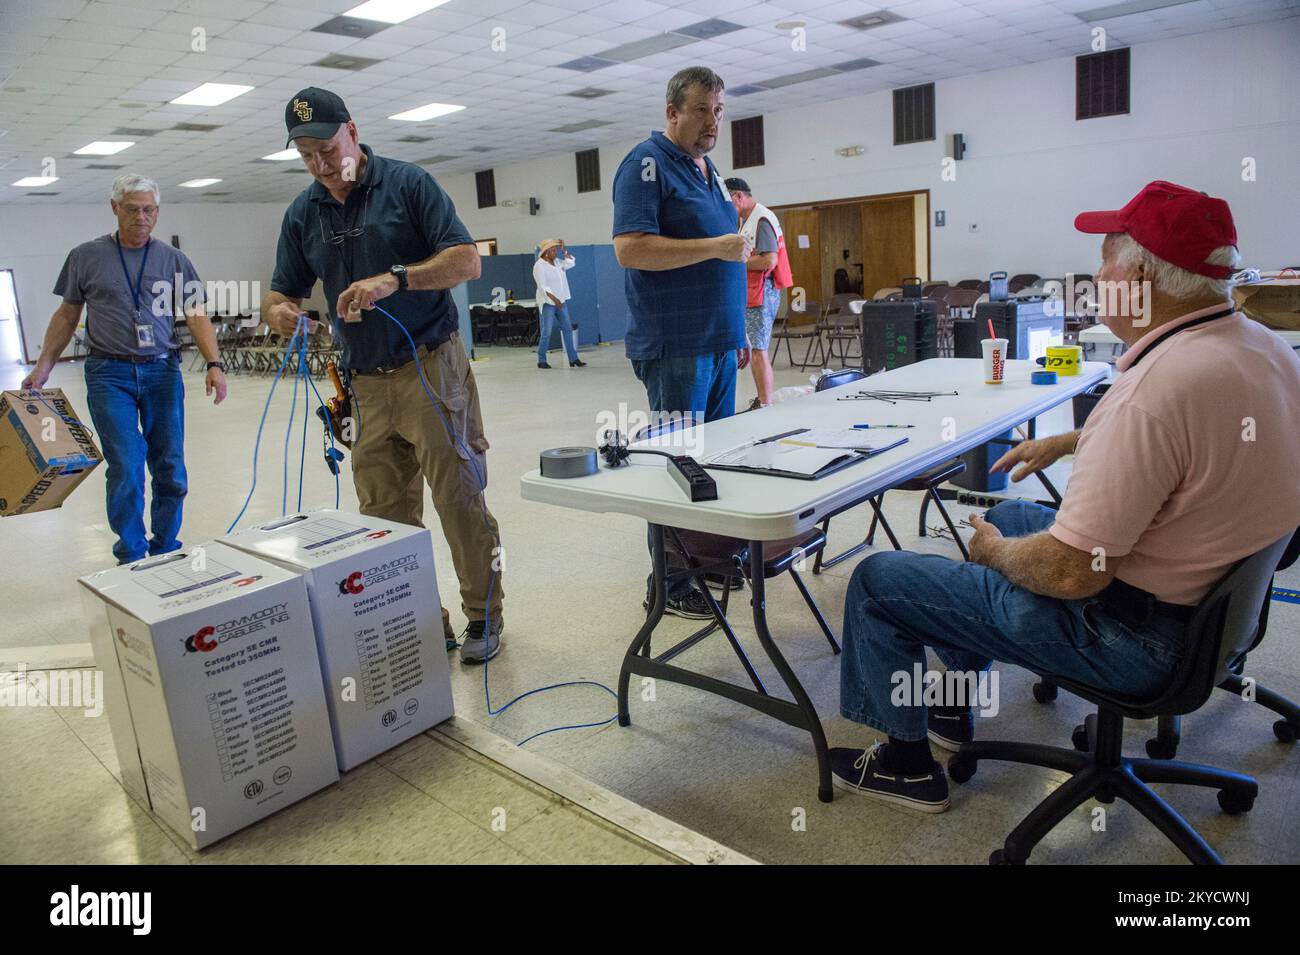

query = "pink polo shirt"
[1050,305,1300,605]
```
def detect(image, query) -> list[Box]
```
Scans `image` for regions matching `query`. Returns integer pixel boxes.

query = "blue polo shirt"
[612,131,746,360]
[270,144,474,372]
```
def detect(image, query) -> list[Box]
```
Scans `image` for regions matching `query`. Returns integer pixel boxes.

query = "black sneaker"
[830,743,950,813]
[538,361,552,369]
[643,588,714,620]
[571,360,587,367]
[927,705,975,752]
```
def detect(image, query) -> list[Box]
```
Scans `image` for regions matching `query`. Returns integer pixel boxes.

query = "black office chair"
[633,418,840,680]
[809,369,970,571]
[948,531,1294,864]
[1033,529,1300,751]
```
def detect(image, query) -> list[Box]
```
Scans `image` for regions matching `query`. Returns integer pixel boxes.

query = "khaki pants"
[348,333,503,626]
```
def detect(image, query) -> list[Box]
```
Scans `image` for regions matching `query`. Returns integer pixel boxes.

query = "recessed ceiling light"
[262,148,301,161]
[388,102,464,122]
[179,178,222,188]
[75,141,134,155]
[171,83,254,107]
[343,0,452,24]
[13,176,59,187]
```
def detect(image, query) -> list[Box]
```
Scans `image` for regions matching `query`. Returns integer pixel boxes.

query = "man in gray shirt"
[24,174,227,563]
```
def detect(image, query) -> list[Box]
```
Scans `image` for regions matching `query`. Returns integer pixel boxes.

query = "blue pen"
[853,424,915,429]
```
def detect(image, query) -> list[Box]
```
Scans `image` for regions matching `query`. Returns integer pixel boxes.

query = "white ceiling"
[0,0,1294,204]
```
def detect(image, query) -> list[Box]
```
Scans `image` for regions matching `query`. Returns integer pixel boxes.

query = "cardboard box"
[223,510,454,771]
[1233,271,1300,331]
[0,389,102,516]
[79,542,339,849]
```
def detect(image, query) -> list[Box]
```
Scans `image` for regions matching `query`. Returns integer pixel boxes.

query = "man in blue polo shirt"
[612,66,750,618]
[263,88,504,663]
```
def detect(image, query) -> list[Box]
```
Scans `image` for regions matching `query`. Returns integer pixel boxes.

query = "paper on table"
[705,439,852,476]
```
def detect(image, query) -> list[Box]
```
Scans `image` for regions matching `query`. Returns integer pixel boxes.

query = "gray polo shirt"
[54,234,202,357]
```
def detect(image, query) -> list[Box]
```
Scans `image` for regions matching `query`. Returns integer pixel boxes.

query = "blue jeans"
[839,500,1186,740]
[538,303,579,364]
[84,354,188,564]
[632,351,737,599]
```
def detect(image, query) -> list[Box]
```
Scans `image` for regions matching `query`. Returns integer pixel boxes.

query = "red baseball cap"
[1075,180,1237,280]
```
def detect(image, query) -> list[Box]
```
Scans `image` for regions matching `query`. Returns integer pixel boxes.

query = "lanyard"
[1125,306,1236,368]
[113,231,152,321]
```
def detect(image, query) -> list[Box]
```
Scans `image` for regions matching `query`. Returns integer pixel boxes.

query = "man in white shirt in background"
[725,178,789,409]
[532,239,585,369]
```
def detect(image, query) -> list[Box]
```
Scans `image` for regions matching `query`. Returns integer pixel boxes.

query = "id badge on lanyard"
[115,232,157,349]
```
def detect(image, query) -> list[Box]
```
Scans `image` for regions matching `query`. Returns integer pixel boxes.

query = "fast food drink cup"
[982,338,1008,384]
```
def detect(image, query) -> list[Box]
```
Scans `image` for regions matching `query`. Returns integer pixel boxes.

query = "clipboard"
[703,435,909,481]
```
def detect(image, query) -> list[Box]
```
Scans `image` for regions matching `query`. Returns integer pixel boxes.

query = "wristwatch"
[389,264,408,292]
[206,361,226,373]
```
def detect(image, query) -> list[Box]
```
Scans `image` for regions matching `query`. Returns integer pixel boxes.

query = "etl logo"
[338,572,364,595]
[181,625,218,654]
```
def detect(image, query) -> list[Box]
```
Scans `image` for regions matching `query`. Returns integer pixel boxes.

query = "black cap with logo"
[724,177,751,194]
[285,87,351,146]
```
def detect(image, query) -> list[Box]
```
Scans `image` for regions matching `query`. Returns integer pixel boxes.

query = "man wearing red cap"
[831,181,1300,813]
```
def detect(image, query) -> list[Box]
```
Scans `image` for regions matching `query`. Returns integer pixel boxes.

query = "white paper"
[706,439,852,476]
[797,234,810,249]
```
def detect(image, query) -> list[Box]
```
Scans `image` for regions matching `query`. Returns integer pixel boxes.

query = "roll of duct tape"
[1031,370,1058,385]
[540,447,598,478]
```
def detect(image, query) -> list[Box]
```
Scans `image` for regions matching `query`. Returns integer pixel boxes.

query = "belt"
[1098,577,1195,626]
[349,334,452,376]
[88,349,173,363]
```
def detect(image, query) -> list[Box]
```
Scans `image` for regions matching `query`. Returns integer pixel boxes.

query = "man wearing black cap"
[262,87,505,663]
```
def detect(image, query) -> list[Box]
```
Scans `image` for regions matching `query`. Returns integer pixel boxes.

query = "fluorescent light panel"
[388,102,464,122]
[75,141,134,155]
[262,148,301,160]
[179,178,222,188]
[13,176,59,186]
[171,83,254,106]
[343,0,451,23]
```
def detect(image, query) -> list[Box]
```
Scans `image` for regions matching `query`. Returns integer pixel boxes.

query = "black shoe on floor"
[571,360,587,367]
[927,705,975,752]
[643,588,714,620]
[538,362,552,369]
[830,743,950,813]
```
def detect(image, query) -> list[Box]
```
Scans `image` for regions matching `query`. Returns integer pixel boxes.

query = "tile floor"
[1,341,1296,865]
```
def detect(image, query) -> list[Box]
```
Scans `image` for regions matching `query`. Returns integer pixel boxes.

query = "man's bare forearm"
[978,531,1111,600]
[406,244,480,291]
[184,309,219,363]
[615,234,719,271]
[746,252,777,271]
[35,306,81,366]
[262,290,302,313]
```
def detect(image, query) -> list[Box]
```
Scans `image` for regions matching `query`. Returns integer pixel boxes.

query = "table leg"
[748,539,834,804]
[619,523,666,726]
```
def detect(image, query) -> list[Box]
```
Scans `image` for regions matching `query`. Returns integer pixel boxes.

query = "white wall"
[0,202,330,363]
[6,18,1296,363]
[439,18,1299,279]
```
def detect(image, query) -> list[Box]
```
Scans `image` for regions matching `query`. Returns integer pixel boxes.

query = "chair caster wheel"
[989,849,1024,865]
[1096,787,1116,804]
[1217,789,1255,815]
[1032,681,1058,704]
[1145,737,1178,760]
[948,753,976,784]
[1071,725,1089,752]
[1274,719,1298,744]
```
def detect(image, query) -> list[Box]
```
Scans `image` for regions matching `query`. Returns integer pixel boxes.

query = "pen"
[852,424,915,429]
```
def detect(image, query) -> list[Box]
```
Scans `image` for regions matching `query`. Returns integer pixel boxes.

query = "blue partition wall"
[461,244,630,353]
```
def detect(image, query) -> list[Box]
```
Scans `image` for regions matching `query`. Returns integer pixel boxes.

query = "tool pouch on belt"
[316,362,354,449]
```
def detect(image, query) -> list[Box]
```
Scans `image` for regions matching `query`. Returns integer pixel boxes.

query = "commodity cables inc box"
[79,542,339,849]
[223,510,454,771]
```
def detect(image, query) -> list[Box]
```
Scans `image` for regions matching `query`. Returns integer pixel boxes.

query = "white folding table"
[521,358,1110,801]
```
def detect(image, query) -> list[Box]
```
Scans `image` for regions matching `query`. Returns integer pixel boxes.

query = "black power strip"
[667,455,717,501]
